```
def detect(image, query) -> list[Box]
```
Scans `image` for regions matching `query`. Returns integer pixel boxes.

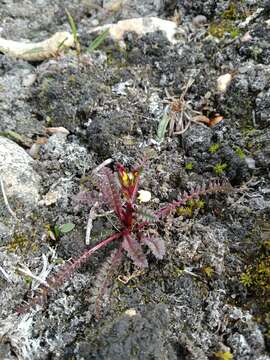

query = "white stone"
[138,190,151,203]
[217,73,232,93]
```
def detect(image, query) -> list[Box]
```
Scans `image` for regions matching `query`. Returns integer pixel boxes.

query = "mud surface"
[0,1,270,359]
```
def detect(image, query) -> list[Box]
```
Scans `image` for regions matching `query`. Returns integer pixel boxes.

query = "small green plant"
[88,28,110,53]
[209,143,220,154]
[240,272,253,287]
[214,162,227,176]
[48,223,75,241]
[222,2,238,20]
[185,162,193,171]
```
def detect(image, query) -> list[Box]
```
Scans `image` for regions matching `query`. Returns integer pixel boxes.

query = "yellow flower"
[121,171,129,187]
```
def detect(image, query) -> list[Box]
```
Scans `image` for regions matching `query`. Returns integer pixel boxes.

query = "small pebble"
[192,15,207,27]
[245,157,256,170]
[217,73,232,93]
[124,309,137,317]
[138,190,151,203]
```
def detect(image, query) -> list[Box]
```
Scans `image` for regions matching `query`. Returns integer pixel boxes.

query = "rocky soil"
[0,1,270,359]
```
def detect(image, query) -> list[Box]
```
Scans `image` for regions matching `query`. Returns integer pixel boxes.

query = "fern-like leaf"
[95,168,124,221]
[157,179,232,218]
[122,234,148,268]
[17,231,123,313]
[136,206,157,223]
[141,235,165,260]
[91,248,123,318]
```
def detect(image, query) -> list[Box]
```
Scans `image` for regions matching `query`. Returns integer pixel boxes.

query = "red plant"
[18,161,231,313]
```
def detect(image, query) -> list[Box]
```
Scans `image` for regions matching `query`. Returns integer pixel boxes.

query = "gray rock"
[0,59,42,137]
[77,304,177,360]
[182,124,213,154]
[0,137,40,207]
[192,15,207,27]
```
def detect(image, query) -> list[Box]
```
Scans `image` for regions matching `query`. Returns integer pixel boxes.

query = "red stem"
[68,231,124,272]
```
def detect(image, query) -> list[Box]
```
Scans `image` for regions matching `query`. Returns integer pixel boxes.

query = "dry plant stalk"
[165,79,202,135]
[0,32,74,61]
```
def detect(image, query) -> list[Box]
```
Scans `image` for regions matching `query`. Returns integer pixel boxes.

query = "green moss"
[235,147,245,159]
[209,143,220,154]
[209,22,227,38]
[177,206,193,217]
[240,225,270,333]
[214,162,228,176]
[202,266,215,278]
[222,3,238,20]
[214,351,233,360]
[209,2,246,39]
[176,199,205,218]
[185,162,193,171]
[0,130,32,147]
[7,233,38,253]
[209,21,241,39]
[241,250,270,294]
